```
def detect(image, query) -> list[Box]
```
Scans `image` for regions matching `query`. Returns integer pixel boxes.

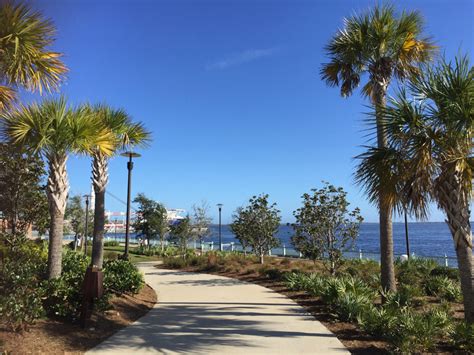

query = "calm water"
[100,222,458,259]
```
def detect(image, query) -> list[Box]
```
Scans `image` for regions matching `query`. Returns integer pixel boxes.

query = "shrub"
[0,236,47,330]
[104,240,120,247]
[334,292,372,322]
[320,276,374,306]
[357,306,395,338]
[103,250,119,260]
[391,307,451,353]
[451,322,474,352]
[396,257,438,286]
[342,259,379,283]
[103,259,144,295]
[425,275,462,302]
[284,272,313,291]
[430,265,460,281]
[358,305,452,353]
[163,256,187,269]
[41,250,89,318]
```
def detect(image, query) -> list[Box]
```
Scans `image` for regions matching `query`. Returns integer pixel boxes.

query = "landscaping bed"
[159,252,472,354]
[0,283,156,354]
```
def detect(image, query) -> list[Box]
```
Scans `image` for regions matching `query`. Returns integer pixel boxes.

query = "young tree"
[1,97,114,279]
[64,194,93,250]
[169,216,192,258]
[0,143,49,235]
[0,1,67,110]
[231,194,281,264]
[133,193,168,250]
[321,4,436,292]
[291,183,363,274]
[230,207,250,256]
[191,201,212,253]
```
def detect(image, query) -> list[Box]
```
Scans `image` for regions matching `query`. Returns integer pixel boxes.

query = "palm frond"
[0,2,68,93]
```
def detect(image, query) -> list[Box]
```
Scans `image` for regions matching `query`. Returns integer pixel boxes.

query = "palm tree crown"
[321,4,436,100]
[0,2,67,110]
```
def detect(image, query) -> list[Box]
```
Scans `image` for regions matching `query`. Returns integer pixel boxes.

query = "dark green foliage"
[451,322,474,352]
[132,245,178,257]
[41,250,89,318]
[425,275,462,302]
[396,257,438,286]
[169,216,193,256]
[133,193,169,248]
[291,183,363,274]
[430,266,459,281]
[341,258,379,284]
[0,235,47,330]
[357,306,452,353]
[230,194,281,264]
[104,240,120,247]
[103,259,144,295]
[0,144,49,235]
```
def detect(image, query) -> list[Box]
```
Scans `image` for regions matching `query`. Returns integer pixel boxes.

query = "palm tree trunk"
[438,171,474,323]
[46,154,69,279]
[374,80,396,292]
[91,153,108,269]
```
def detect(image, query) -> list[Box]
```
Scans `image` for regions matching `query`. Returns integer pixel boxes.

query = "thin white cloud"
[207,47,280,70]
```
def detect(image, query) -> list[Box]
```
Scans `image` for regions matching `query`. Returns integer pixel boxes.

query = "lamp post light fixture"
[217,203,223,251]
[120,151,141,259]
[83,194,91,256]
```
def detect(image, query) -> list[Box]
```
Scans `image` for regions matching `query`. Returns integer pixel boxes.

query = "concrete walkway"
[88,262,348,354]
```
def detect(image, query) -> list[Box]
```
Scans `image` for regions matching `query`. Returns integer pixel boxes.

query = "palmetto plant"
[321,4,436,292]
[89,105,150,269]
[0,2,67,110]
[358,55,473,322]
[1,97,113,279]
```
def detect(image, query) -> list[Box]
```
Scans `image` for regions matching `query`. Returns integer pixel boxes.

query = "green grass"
[81,245,162,263]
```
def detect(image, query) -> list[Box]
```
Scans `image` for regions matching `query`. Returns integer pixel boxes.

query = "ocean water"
[205,222,458,259]
[102,222,457,259]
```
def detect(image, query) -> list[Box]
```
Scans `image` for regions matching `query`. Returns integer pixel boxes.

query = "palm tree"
[1,97,113,279]
[89,105,150,269]
[362,55,473,323]
[0,2,67,110]
[321,4,436,291]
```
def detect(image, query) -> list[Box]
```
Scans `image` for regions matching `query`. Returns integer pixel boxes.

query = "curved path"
[88,262,348,354]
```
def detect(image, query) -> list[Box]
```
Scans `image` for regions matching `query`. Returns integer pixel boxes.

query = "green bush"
[284,272,312,291]
[430,265,459,281]
[334,292,372,322]
[163,256,187,269]
[103,259,144,294]
[0,236,47,330]
[396,257,438,286]
[357,305,452,353]
[451,322,474,352]
[104,240,120,247]
[320,276,375,306]
[41,250,89,318]
[342,259,380,283]
[425,275,462,302]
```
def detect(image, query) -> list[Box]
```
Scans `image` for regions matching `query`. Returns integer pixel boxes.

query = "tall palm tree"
[321,4,436,291]
[361,55,473,323]
[89,105,150,269]
[1,97,113,279]
[0,2,67,110]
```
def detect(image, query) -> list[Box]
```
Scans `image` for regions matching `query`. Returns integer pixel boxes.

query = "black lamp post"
[217,203,223,251]
[120,151,141,259]
[83,194,90,256]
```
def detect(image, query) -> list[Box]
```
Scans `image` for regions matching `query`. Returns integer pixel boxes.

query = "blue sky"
[26,0,473,223]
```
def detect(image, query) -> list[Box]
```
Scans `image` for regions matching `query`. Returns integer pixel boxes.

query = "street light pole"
[217,203,223,251]
[121,151,141,259]
[83,195,90,256]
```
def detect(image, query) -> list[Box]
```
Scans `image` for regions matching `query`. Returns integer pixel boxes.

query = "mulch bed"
[0,284,157,354]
